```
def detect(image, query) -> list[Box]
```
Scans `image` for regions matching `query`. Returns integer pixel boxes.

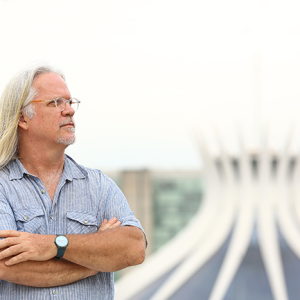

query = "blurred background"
[1,0,300,299]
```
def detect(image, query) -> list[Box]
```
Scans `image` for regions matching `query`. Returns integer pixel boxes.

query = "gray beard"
[56,128,76,146]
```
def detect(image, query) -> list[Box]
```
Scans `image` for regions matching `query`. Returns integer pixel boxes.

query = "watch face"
[56,236,68,247]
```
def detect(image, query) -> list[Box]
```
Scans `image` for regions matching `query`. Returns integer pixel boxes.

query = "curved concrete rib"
[258,198,288,300]
[208,138,255,300]
[147,136,238,300]
[208,197,254,300]
[292,154,300,226]
[277,188,300,259]
[276,135,300,260]
[257,138,288,300]
[284,127,300,226]
[115,134,222,300]
[148,190,236,300]
[115,192,219,300]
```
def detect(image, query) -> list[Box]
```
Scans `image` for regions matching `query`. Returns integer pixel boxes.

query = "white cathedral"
[115,130,300,300]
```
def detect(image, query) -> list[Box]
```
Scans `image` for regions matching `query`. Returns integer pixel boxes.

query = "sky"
[0,0,300,171]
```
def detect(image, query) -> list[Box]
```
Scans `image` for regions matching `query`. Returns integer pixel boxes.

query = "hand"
[0,230,56,266]
[98,217,121,232]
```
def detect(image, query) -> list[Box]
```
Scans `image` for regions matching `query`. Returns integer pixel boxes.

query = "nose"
[61,102,75,117]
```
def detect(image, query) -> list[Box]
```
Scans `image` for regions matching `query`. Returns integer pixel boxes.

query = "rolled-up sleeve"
[103,177,147,246]
[104,179,143,226]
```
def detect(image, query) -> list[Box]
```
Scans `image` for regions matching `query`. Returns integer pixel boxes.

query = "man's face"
[24,72,76,148]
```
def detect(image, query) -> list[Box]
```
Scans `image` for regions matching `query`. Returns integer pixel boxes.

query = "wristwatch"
[54,235,69,259]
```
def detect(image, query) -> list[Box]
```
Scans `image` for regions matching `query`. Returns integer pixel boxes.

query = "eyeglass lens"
[56,98,79,111]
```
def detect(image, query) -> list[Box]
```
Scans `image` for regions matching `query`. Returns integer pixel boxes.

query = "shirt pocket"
[66,211,99,234]
[14,209,45,234]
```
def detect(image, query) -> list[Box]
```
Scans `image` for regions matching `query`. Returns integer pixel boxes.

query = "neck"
[18,143,66,177]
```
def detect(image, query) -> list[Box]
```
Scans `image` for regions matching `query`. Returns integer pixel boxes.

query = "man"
[0,65,146,299]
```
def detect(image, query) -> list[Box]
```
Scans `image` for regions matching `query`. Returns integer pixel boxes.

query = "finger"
[99,218,115,231]
[102,218,121,230]
[103,217,118,229]
[98,219,108,231]
[5,251,29,266]
[106,217,118,225]
[99,217,119,231]
[0,244,24,261]
[109,221,121,229]
[0,230,20,238]
[0,237,20,250]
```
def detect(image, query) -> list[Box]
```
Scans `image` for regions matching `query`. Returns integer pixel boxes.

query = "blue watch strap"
[56,247,66,259]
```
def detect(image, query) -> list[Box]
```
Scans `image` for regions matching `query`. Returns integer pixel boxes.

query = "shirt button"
[52,290,56,295]
[24,216,28,221]
[50,215,54,220]
[84,220,88,225]
[41,190,45,194]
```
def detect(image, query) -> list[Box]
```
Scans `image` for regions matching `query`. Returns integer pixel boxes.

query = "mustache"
[59,118,75,128]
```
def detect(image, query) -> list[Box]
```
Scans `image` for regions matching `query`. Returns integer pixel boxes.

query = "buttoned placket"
[25,174,53,227]
[50,177,72,237]
[23,173,62,235]
[47,178,70,298]
[29,176,70,299]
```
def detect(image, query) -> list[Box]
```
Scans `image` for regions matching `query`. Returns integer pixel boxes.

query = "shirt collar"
[8,159,29,180]
[8,155,87,181]
[62,154,87,181]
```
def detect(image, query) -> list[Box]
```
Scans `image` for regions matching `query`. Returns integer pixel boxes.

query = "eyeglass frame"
[30,97,81,111]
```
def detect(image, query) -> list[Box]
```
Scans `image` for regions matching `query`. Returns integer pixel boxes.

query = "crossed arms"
[0,218,146,287]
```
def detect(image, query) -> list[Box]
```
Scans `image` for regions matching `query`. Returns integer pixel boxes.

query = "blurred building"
[112,138,300,300]
[120,170,203,254]
[108,169,203,278]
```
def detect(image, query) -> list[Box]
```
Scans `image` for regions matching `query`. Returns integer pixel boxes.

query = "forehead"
[32,72,70,98]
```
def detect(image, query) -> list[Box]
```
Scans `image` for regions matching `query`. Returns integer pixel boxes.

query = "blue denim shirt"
[0,155,145,300]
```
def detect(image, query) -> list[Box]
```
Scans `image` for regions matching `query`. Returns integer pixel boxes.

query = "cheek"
[41,114,59,129]
[33,109,61,133]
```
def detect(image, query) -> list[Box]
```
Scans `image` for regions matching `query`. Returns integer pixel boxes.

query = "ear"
[18,112,29,131]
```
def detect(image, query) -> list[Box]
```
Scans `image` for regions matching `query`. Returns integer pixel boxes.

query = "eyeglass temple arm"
[30,100,47,103]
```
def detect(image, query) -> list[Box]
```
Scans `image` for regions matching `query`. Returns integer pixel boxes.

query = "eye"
[56,98,65,106]
[47,100,56,107]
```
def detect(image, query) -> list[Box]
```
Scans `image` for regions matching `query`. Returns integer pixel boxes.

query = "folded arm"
[0,218,124,285]
[0,257,97,287]
[64,224,146,272]
[0,220,145,273]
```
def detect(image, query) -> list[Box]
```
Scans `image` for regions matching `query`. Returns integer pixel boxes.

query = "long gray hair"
[0,65,65,169]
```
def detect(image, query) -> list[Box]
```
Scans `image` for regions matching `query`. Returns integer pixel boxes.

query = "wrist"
[54,235,69,259]
[44,234,57,259]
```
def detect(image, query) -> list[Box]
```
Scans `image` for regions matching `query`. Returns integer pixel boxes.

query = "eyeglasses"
[30,97,80,111]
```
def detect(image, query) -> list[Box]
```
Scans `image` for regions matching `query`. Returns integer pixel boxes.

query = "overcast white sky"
[0,0,300,170]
